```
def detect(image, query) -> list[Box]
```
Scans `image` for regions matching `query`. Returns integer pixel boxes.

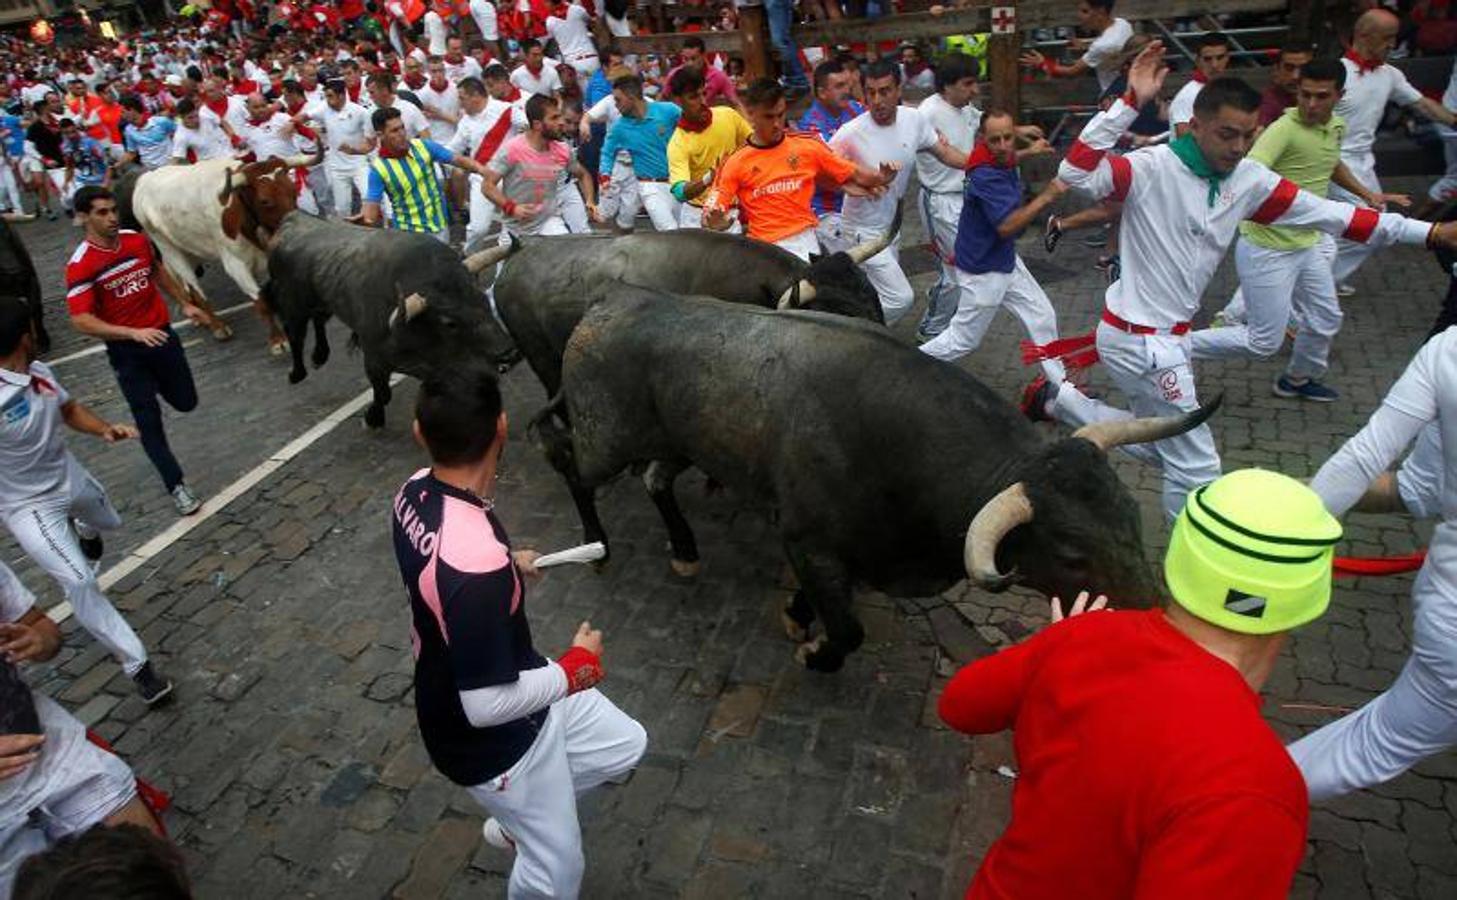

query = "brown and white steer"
[130,155,315,353]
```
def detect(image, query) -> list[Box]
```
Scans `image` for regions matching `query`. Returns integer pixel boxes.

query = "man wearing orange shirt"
[703,78,895,261]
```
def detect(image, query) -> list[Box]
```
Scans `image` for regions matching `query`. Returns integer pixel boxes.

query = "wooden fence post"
[738,2,774,82]
[987,3,1020,113]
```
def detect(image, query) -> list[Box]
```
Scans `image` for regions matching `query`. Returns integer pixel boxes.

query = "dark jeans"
[105,328,197,492]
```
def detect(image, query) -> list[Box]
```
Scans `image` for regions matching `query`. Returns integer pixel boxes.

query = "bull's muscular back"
[495,232,806,393]
[562,290,1045,584]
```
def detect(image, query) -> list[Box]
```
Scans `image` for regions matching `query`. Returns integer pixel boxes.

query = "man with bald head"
[1330,8,1456,295]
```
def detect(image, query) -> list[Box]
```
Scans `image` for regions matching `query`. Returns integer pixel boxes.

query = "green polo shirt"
[1239,108,1346,251]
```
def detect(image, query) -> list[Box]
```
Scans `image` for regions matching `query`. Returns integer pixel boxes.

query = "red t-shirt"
[65,231,169,330]
[938,609,1307,900]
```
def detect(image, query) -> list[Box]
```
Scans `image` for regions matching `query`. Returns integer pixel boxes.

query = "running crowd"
[4,0,1457,896]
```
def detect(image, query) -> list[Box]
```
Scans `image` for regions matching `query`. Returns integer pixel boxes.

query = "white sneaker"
[171,483,202,516]
[482,818,516,852]
[1337,282,1356,298]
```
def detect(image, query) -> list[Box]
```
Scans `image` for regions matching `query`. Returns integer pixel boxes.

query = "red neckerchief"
[428,77,448,93]
[404,74,426,90]
[1192,70,1209,84]
[525,62,543,77]
[203,95,229,118]
[378,142,410,159]
[1345,50,1382,74]
[504,85,521,102]
[30,373,58,396]
[677,110,712,133]
[964,141,1014,170]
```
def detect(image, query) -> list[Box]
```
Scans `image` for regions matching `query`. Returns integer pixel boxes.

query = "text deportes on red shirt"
[65,230,170,331]
[938,608,1308,900]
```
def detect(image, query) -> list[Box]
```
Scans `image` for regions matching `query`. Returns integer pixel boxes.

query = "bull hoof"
[781,608,809,643]
[312,346,330,368]
[795,636,845,672]
[288,368,307,385]
[210,323,234,342]
[363,407,385,429]
[669,558,700,578]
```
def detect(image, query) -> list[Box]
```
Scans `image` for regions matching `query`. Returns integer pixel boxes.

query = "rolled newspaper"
[532,541,607,569]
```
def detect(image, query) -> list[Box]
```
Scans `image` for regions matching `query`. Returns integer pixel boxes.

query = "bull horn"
[964,482,1034,593]
[776,279,815,309]
[463,234,520,275]
[845,202,904,264]
[216,165,244,204]
[387,292,429,328]
[283,149,323,169]
[1071,393,1224,452]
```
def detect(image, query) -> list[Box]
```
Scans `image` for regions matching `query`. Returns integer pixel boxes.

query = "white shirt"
[1059,97,1432,329]
[831,107,938,231]
[170,110,233,161]
[916,92,980,194]
[424,11,449,56]
[1168,79,1204,128]
[1336,57,1424,158]
[1439,59,1457,140]
[367,96,431,139]
[448,99,523,161]
[511,63,562,99]
[416,80,461,146]
[242,111,300,161]
[1083,17,1135,93]
[301,100,372,170]
[470,0,499,40]
[0,362,71,511]
[444,55,484,85]
[1311,328,1457,583]
[546,3,597,61]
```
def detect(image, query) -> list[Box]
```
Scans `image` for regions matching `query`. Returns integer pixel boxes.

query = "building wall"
[0,0,57,29]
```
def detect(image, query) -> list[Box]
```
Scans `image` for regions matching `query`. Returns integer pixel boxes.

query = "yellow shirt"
[1239,108,1346,251]
[667,106,751,208]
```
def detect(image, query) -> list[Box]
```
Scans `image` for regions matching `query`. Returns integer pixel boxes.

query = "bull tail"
[527,392,576,476]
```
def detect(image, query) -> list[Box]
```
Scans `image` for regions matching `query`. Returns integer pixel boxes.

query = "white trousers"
[1431,128,1457,203]
[917,189,963,337]
[2,455,146,676]
[814,211,844,254]
[638,181,680,232]
[466,173,498,253]
[1053,322,1221,521]
[1289,539,1457,800]
[1192,236,1341,380]
[0,693,138,898]
[821,223,912,324]
[465,689,647,900]
[597,159,640,230]
[0,161,25,213]
[919,256,1066,382]
[1329,153,1380,285]
[774,228,820,263]
[557,179,590,234]
[327,164,370,219]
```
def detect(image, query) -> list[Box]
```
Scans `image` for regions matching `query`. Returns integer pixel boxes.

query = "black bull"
[266,212,518,427]
[539,288,1218,672]
[493,225,896,556]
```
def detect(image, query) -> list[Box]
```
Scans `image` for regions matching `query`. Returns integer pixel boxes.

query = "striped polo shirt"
[366,138,455,233]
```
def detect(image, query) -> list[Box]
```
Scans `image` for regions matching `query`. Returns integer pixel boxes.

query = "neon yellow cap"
[1165,469,1342,635]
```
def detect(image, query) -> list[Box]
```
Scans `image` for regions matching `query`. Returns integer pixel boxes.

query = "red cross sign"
[991,6,1016,34]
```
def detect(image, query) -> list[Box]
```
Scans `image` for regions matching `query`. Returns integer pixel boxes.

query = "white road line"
[44,301,255,367]
[47,374,405,625]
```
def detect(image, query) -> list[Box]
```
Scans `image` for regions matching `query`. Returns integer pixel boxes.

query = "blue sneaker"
[1274,375,1339,402]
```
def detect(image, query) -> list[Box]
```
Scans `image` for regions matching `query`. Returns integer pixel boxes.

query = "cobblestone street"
[7,181,1456,898]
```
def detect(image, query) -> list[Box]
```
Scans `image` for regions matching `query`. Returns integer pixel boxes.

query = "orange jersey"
[706,133,857,243]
